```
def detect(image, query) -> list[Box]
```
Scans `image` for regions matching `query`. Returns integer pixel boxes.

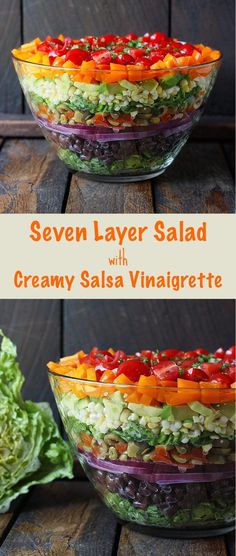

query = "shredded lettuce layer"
[105,492,234,528]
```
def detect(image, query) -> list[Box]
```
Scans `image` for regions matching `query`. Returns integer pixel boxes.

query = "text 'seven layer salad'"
[12,33,221,179]
[48,345,235,531]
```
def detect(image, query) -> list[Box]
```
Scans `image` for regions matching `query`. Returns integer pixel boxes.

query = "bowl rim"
[12,52,222,72]
[47,368,235,391]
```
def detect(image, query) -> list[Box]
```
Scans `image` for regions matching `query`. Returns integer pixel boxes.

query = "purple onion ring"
[78,449,235,484]
[35,108,202,142]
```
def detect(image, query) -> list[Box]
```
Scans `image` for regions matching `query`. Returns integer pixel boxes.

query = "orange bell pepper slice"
[177,379,200,389]
[200,382,222,404]
[79,60,96,82]
[110,63,127,80]
[165,378,200,405]
[126,391,142,404]
[88,384,116,398]
[127,64,144,81]
[100,369,115,383]
[97,70,118,83]
[116,442,128,454]
[137,374,157,396]
[139,393,154,406]
[152,446,173,464]
[163,53,177,68]
[114,373,135,395]
[159,380,177,387]
[86,368,97,381]
[80,432,93,448]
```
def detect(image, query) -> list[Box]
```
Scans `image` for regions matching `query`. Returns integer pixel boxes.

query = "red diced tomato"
[66,48,91,65]
[183,368,208,382]
[210,373,233,386]
[91,49,113,64]
[116,53,134,65]
[125,33,138,41]
[201,362,223,376]
[151,361,179,381]
[116,359,150,382]
[158,349,180,359]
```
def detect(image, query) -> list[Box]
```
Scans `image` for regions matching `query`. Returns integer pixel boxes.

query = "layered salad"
[48,345,235,531]
[12,33,221,180]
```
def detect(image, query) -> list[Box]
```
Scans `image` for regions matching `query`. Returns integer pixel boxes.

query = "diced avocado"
[107,83,123,95]
[61,392,89,416]
[204,414,217,430]
[160,72,182,89]
[128,402,162,418]
[188,401,213,417]
[89,397,103,404]
[142,79,158,92]
[103,398,124,421]
[172,405,195,421]
[79,82,99,93]
[217,403,235,420]
[103,391,125,422]
[120,79,137,90]
[110,391,125,405]
[98,82,109,94]
[160,405,172,419]
[77,397,89,409]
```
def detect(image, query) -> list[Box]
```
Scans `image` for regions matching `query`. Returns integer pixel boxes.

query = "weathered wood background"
[0,299,234,412]
[0,0,235,116]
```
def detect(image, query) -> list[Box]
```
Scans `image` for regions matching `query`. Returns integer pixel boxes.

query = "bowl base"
[118,520,235,539]
[73,169,165,183]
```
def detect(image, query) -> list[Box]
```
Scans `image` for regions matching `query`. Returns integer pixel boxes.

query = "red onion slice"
[77,449,235,484]
[35,109,202,142]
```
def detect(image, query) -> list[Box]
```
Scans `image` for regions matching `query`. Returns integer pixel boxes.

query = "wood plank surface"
[0,114,43,138]
[0,139,69,213]
[23,0,169,40]
[0,300,61,416]
[118,527,228,556]
[171,0,235,115]
[0,0,22,113]
[63,300,235,355]
[66,176,154,213]
[223,143,235,176]
[0,482,117,556]
[153,142,235,213]
[0,498,26,544]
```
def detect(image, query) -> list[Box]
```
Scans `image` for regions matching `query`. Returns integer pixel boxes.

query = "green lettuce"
[58,148,163,175]
[105,492,234,528]
[0,331,73,513]
[112,421,227,448]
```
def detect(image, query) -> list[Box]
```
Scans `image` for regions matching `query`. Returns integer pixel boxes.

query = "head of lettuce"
[0,330,73,513]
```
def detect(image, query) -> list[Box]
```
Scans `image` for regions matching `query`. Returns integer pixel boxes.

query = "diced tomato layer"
[13,33,221,79]
[48,344,235,405]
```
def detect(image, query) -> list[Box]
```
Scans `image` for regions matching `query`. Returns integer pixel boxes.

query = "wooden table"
[0,115,234,214]
[0,480,234,555]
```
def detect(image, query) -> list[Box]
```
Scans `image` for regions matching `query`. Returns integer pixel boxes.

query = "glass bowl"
[13,56,221,182]
[48,368,235,537]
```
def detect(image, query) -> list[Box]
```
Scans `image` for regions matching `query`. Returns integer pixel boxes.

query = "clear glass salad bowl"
[48,350,235,537]
[13,57,221,182]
